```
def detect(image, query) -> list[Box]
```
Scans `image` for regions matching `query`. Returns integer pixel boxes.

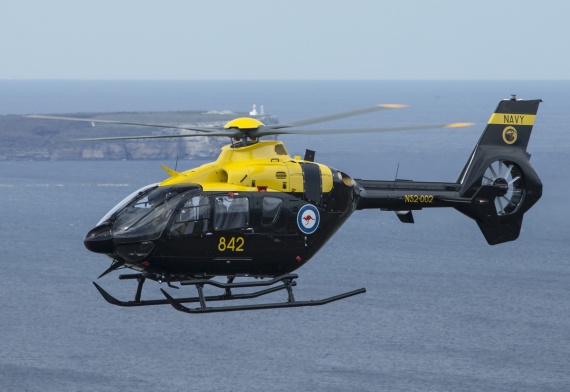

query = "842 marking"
[218,236,245,252]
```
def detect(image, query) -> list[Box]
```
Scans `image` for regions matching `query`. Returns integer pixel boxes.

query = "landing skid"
[93,273,366,313]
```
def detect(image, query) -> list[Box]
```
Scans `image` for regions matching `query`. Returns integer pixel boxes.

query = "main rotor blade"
[268,104,408,129]
[26,115,219,134]
[74,131,239,141]
[254,122,474,136]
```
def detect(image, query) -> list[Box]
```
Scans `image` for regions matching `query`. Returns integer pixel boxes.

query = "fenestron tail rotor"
[482,160,524,215]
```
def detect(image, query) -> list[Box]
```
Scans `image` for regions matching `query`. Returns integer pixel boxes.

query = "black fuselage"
[85,168,358,279]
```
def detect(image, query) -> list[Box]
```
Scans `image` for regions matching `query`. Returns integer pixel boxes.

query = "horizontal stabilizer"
[395,210,414,223]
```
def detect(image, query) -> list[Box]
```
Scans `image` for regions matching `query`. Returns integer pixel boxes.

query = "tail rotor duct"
[482,160,524,216]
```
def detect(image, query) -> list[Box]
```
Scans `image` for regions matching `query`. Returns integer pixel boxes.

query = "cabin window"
[262,196,282,225]
[274,144,288,155]
[214,196,249,230]
[169,195,210,236]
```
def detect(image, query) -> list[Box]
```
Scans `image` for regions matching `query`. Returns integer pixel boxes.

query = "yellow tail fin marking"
[488,113,536,126]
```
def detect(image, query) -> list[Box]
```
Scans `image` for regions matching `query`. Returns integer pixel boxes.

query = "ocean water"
[0,81,569,391]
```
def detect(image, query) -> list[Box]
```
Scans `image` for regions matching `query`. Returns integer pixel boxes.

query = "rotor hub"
[224,117,265,130]
[492,177,509,196]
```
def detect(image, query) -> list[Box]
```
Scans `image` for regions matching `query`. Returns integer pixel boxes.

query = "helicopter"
[28,95,542,313]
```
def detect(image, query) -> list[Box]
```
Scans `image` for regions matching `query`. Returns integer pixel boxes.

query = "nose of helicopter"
[84,222,114,254]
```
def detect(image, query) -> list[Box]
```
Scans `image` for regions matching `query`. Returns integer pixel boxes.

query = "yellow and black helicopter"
[28,95,542,313]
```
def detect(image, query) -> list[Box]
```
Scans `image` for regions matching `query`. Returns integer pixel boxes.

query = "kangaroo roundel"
[297,204,320,234]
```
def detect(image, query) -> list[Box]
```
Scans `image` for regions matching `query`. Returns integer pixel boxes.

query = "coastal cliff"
[0,111,278,160]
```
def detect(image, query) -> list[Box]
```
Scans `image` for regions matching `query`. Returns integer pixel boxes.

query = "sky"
[1,0,569,80]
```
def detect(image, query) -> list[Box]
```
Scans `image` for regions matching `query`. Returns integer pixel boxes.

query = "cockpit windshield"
[112,185,198,242]
[97,183,158,226]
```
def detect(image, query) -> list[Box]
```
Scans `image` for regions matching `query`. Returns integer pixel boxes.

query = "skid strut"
[93,273,366,313]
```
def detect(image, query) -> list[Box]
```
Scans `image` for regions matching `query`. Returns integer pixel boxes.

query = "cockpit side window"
[169,195,210,237]
[262,196,282,225]
[214,196,249,230]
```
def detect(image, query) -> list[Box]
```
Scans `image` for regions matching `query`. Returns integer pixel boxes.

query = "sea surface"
[0,80,569,391]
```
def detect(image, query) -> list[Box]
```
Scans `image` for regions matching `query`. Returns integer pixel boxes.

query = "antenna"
[393,163,400,189]
[175,155,179,172]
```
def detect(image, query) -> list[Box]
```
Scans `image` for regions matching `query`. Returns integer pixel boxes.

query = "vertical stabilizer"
[454,96,543,244]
